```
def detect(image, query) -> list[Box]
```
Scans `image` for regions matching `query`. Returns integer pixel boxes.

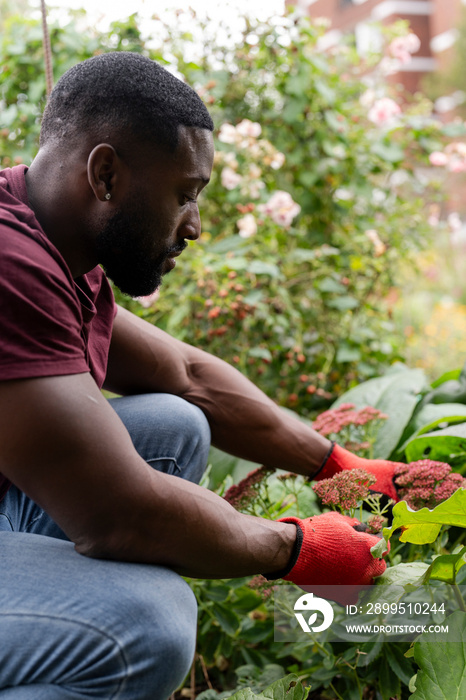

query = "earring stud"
[104,192,111,201]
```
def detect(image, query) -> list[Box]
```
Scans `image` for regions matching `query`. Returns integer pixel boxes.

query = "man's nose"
[180,205,201,241]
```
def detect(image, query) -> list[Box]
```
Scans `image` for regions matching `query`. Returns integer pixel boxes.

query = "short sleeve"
[0,218,88,381]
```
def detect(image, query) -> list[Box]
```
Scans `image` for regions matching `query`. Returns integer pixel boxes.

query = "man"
[0,52,399,699]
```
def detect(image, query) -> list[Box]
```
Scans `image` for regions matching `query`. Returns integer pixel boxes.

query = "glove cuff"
[309,440,336,480]
[263,520,303,580]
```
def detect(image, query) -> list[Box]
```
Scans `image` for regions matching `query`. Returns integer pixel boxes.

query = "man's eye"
[182,194,197,204]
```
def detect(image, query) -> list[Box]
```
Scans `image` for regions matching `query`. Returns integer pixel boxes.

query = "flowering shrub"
[3,9,460,413]
[128,10,454,413]
[394,459,466,510]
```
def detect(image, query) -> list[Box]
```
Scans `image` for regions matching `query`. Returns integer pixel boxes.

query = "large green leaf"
[375,562,429,587]
[332,364,409,409]
[413,404,466,434]
[410,611,466,699]
[331,366,426,458]
[382,488,466,545]
[398,403,466,454]
[374,369,427,458]
[227,674,310,700]
[404,423,466,463]
[431,368,462,389]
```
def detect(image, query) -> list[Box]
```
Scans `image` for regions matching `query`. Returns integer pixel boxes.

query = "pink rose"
[221,167,242,190]
[368,97,401,126]
[429,151,449,166]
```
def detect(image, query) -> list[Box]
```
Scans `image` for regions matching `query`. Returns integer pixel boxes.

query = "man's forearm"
[106,307,331,477]
[181,352,331,475]
[76,463,298,578]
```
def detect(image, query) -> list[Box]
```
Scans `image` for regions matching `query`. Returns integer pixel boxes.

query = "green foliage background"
[0,6,450,416]
[3,9,465,696]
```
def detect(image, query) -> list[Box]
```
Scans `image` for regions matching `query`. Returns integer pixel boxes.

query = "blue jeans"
[0,393,211,700]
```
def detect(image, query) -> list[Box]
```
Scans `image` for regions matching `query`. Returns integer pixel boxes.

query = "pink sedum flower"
[394,460,466,510]
[223,466,274,510]
[368,98,401,126]
[367,514,387,534]
[313,404,388,437]
[313,469,377,511]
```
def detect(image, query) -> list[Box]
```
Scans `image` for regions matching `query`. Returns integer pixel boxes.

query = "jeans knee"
[127,573,198,699]
[166,396,211,483]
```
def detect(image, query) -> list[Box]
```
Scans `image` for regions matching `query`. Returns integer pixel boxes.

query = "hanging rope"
[40,0,54,96]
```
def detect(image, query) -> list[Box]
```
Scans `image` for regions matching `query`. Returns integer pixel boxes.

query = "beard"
[95,205,185,297]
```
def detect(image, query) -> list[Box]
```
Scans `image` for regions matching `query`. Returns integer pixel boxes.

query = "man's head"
[40,52,214,154]
[35,53,214,297]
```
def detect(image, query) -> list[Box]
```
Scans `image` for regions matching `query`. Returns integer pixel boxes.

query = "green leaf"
[379,656,401,700]
[398,403,466,452]
[318,277,348,294]
[212,603,240,636]
[315,79,336,104]
[248,261,281,277]
[249,347,273,361]
[425,380,466,405]
[227,674,310,700]
[282,98,307,124]
[385,644,415,686]
[404,422,466,463]
[210,236,249,254]
[225,257,249,271]
[0,104,18,127]
[441,122,466,137]
[370,369,427,459]
[422,547,466,584]
[231,590,263,614]
[332,364,410,408]
[298,171,319,189]
[410,611,466,699]
[336,345,361,363]
[383,488,466,545]
[243,290,264,305]
[371,141,404,163]
[431,368,462,388]
[356,639,383,667]
[203,583,232,601]
[166,301,191,333]
[374,562,429,587]
[326,295,359,311]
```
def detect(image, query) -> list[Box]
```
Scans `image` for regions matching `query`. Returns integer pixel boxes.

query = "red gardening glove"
[316,443,401,501]
[276,512,388,605]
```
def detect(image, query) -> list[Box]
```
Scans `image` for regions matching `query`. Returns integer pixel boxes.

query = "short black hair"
[40,52,214,152]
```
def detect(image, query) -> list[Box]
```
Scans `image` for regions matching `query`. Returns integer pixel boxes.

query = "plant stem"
[453,583,466,612]
[329,683,345,700]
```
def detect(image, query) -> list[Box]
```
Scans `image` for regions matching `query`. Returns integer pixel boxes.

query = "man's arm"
[0,372,296,577]
[104,305,331,475]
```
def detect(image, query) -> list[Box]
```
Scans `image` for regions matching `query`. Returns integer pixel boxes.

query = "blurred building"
[294,0,465,93]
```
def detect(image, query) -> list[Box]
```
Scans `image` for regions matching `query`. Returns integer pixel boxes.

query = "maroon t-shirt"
[0,165,116,500]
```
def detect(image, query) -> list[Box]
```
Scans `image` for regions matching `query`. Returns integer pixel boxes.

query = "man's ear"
[87,144,120,203]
